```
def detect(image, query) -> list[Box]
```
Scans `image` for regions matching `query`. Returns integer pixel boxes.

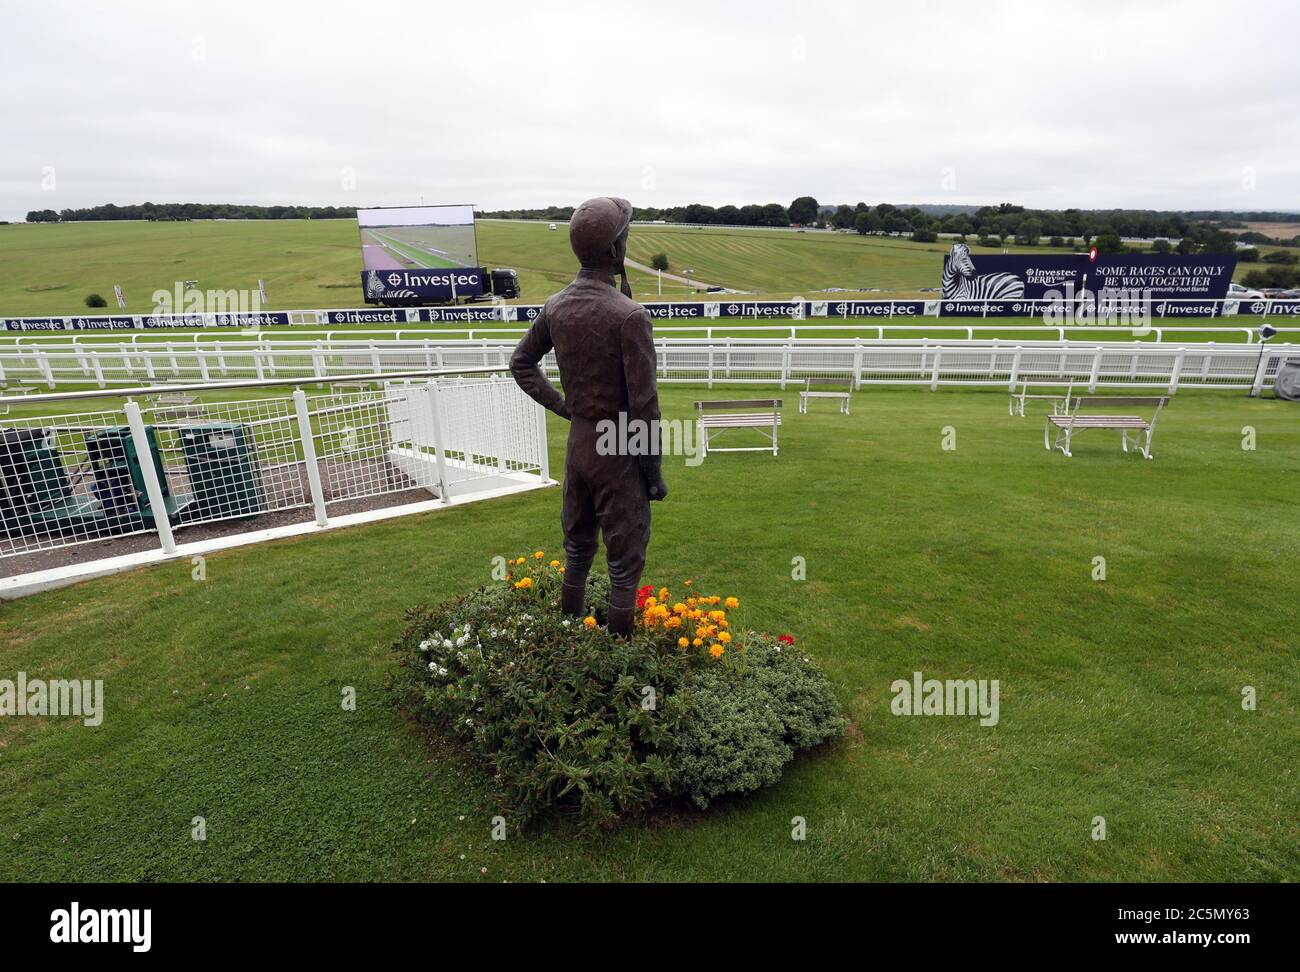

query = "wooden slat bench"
[1045,396,1168,459]
[799,378,851,414]
[1010,381,1074,417]
[694,399,782,458]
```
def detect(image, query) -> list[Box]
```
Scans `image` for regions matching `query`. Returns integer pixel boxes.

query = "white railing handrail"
[0,366,508,406]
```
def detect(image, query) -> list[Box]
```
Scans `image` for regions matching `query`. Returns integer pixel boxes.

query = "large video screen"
[357,204,479,271]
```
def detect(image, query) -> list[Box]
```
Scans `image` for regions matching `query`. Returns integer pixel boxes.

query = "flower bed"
[390,552,846,828]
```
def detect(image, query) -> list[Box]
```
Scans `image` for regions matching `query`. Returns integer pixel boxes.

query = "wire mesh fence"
[1,376,548,571]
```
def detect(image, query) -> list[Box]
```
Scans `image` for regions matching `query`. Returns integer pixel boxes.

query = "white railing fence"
[0,338,1293,396]
[0,373,547,566]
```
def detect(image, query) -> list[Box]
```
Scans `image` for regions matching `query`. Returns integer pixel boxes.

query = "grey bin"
[178,423,263,521]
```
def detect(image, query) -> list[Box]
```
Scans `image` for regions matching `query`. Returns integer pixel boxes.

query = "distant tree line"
[23,200,1299,258]
[25,202,358,223]
[480,199,1300,252]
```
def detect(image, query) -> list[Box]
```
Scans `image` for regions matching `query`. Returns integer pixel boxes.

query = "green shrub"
[390,561,845,827]
[675,634,847,807]
[84,293,107,308]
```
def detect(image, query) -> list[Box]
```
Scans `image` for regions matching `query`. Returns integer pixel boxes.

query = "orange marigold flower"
[718,631,732,644]
[514,577,533,589]
[672,602,687,615]
[725,597,739,609]
[709,644,725,659]
[659,587,669,600]
[677,637,689,648]
[534,551,544,559]
[549,560,561,568]
[583,616,597,628]
[692,638,703,648]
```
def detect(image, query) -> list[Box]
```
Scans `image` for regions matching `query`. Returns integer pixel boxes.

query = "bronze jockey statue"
[510,197,668,637]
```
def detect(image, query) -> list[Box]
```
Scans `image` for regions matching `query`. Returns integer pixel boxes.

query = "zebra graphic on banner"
[941,243,1025,300]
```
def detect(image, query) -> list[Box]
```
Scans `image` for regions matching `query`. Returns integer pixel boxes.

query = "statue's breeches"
[561,417,650,591]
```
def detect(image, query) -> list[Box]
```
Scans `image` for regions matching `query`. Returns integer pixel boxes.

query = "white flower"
[419,639,432,651]
[443,639,453,649]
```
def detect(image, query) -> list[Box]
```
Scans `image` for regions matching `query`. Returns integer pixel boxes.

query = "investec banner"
[1086,255,1236,301]
[361,267,486,302]
[940,246,1236,302]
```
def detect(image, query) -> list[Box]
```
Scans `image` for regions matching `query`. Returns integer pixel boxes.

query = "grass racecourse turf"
[0,218,1289,318]
[1,385,1296,882]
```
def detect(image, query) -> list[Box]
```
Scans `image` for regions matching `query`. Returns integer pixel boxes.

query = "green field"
[1,386,1296,882]
[2,218,1284,319]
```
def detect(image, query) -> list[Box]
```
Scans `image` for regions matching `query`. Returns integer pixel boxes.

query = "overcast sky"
[2,0,1297,221]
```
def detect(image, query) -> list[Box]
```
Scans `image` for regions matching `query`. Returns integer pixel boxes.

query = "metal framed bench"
[146,391,206,422]
[799,378,850,414]
[1045,396,1168,459]
[0,384,36,416]
[1010,381,1074,417]
[694,399,782,458]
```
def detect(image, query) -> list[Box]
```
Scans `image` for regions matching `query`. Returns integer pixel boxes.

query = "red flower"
[777,634,795,645]
[636,584,655,609]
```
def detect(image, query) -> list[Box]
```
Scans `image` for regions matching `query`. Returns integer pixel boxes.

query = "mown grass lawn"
[1,386,1297,882]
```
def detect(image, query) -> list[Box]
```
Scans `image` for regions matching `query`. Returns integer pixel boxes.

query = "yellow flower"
[718,631,731,644]
[692,638,703,648]
[559,566,566,574]
[709,644,725,659]
[664,615,682,630]
[687,597,697,608]
[549,560,560,568]
[583,616,597,628]
[672,602,687,615]
[677,637,689,649]
[659,587,669,600]
[645,596,657,608]
[515,557,526,566]
[709,610,726,622]
[719,619,729,629]
[725,597,739,609]
[685,579,694,587]
[514,577,533,589]
[534,551,544,560]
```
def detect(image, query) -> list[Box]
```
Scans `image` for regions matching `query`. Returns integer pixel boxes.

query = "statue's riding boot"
[607,585,638,639]
[561,563,590,618]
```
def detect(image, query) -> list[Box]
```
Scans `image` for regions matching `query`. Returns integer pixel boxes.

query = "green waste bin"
[84,426,191,530]
[179,423,262,520]
[0,428,72,537]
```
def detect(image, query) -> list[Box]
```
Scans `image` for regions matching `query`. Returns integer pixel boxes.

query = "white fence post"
[425,381,452,503]
[1168,348,1186,394]
[1088,347,1102,393]
[292,389,329,527]
[37,349,55,388]
[1250,348,1272,397]
[929,347,942,391]
[1008,347,1022,392]
[852,338,863,390]
[124,399,177,555]
[534,398,550,482]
